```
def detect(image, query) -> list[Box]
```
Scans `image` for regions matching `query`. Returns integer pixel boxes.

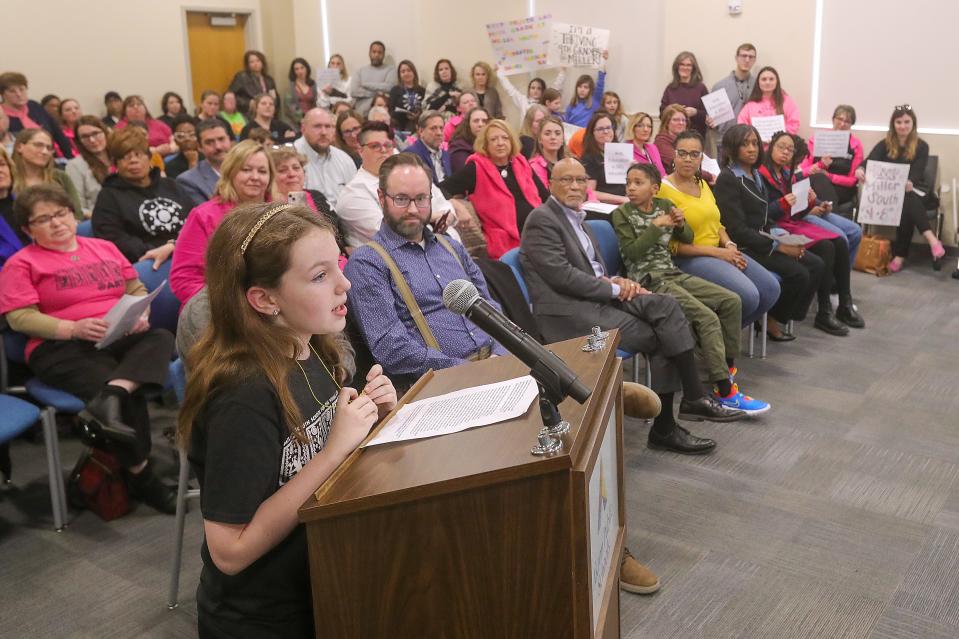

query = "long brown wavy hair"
[177,202,346,446]
[73,115,112,183]
[12,129,55,195]
[884,106,920,162]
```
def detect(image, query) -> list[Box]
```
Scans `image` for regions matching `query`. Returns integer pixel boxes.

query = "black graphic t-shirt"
[190,356,343,638]
[92,169,192,262]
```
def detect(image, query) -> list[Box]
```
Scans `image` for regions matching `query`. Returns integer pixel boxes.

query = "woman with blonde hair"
[317,53,353,111]
[170,140,276,304]
[12,128,83,217]
[518,103,550,159]
[178,201,395,636]
[626,112,666,176]
[602,91,628,141]
[440,119,548,258]
[856,105,941,271]
[655,104,689,173]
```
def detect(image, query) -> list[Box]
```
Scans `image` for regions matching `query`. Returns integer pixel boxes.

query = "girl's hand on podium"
[363,364,398,418]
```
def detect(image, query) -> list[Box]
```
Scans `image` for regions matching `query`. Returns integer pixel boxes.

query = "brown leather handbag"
[854,234,892,276]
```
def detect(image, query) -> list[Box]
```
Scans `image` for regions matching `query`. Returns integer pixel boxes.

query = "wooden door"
[185,12,249,108]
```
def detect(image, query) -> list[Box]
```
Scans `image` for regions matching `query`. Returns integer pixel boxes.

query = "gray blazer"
[176,160,219,209]
[520,197,613,338]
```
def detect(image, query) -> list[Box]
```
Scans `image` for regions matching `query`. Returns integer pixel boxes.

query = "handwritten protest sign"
[603,143,632,184]
[314,69,340,88]
[812,130,851,158]
[791,178,811,215]
[548,22,609,68]
[702,89,735,125]
[858,161,910,226]
[486,14,552,75]
[751,114,786,142]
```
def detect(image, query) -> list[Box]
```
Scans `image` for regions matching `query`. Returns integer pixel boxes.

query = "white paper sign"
[751,114,787,142]
[812,130,851,159]
[314,69,340,88]
[791,178,811,215]
[548,22,610,68]
[701,153,721,177]
[486,14,552,75]
[858,161,910,226]
[702,89,735,126]
[603,143,632,185]
[96,282,166,349]
[583,202,618,215]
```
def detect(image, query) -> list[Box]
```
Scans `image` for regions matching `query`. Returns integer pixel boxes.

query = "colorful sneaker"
[714,386,770,416]
[728,366,738,382]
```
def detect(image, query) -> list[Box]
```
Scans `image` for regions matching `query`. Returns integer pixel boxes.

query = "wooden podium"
[298,332,626,638]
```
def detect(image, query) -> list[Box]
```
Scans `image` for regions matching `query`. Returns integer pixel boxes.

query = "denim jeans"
[674,254,781,326]
[804,213,862,266]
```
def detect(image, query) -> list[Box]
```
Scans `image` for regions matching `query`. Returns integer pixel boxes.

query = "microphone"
[443,280,591,404]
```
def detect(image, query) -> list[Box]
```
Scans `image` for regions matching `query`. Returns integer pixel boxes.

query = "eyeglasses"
[385,193,431,208]
[78,130,105,141]
[594,126,614,133]
[675,150,702,159]
[774,145,795,154]
[363,141,395,152]
[27,141,54,152]
[341,126,361,136]
[555,176,589,186]
[28,207,72,226]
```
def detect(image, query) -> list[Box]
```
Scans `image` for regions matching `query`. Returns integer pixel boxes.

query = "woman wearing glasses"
[855,105,942,272]
[11,128,84,217]
[580,112,628,205]
[440,119,548,258]
[66,116,112,215]
[0,184,177,514]
[92,127,191,266]
[663,130,781,331]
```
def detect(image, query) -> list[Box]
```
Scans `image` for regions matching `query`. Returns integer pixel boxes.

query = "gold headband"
[240,203,294,255]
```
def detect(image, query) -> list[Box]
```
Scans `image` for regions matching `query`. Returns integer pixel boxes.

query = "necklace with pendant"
[293,343,341,409]
[499,166,508,179]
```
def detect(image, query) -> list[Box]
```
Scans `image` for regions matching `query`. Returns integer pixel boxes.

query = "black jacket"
[714,167,774,256]
[92,168,192,262]
[7,100,74,159]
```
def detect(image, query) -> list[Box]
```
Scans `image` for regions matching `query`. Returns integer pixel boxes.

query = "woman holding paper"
[581,112,629,204]
[177,202,395,637]
[660,52,709,137]
[856,105,942,272]
[0,184,177,513]
[661,130,781,329]
[760,131,863,333]
[736,67,800,136]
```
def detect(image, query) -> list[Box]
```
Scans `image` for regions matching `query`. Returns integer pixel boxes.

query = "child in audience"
[856,105,942,272]
[612,162,769,414]
[542,88,563,118]
[564,50,609,127]
[602,91,628,140]
[737,66,800,135]
[177,202,396,637]
[518,104,549,159]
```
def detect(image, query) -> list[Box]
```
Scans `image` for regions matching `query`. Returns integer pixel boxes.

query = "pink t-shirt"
[169,197,237,305]
[0,237,137,360]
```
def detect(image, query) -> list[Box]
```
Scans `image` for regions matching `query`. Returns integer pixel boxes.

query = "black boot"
[814,302,849,336]
[79,389,138,446]
[127,462,176,514]
[836,295,865,328]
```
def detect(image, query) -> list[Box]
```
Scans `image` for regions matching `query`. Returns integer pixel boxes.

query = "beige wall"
[0,0,264,116]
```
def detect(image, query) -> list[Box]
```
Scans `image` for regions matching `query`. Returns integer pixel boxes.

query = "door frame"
[180,6,261,111]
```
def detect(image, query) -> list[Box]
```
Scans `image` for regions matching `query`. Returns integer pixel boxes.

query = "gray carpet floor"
[1,260,958,638]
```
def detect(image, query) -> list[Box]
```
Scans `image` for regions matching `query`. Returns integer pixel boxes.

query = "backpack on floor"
[853,234,891,276]
[67,448,131,521]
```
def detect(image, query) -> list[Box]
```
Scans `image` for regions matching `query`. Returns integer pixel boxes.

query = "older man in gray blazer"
[520,158,744,455]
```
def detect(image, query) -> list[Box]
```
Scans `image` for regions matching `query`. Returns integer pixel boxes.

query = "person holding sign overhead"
[856,105,943,272]
[759,132,863,334]
[0,184,177,514]
[564,50,609,127]
[660,51,710,137]
[736,67,800,137]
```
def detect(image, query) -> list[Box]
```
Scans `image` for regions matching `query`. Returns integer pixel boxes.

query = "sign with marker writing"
[812,130,851,158]
[548,22,609,68]
[486,14,552,75]
[751,114,786,142]
[702,89,735,125]
[603,143,633,185]
[858,161,910,226]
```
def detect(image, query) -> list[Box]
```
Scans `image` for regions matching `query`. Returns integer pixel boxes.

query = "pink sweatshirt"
[799,134,864,189]
[169,197,237,305]
[737,93,800,135]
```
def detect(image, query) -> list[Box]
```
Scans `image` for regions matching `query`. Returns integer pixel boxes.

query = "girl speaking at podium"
[177,202,396,637]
